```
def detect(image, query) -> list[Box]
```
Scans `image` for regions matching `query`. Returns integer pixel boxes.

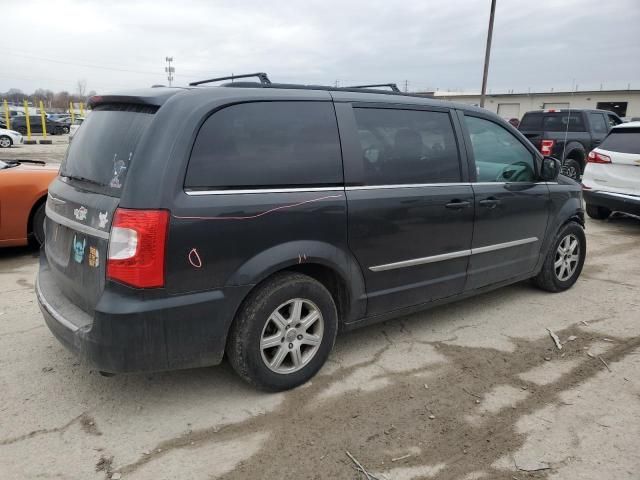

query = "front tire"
[0,135,12,148]
[227,272,338,391]
[586,203,611,220]
[533,221,586,292]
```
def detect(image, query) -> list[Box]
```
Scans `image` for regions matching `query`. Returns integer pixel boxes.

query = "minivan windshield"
[60,104,155,196]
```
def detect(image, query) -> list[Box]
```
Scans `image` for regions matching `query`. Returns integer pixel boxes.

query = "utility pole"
[165,56,175,87]
[479,0,496,108]
[404,80,408,92]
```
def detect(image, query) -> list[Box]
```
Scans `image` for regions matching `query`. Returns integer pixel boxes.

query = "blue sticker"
[72,234,87,263]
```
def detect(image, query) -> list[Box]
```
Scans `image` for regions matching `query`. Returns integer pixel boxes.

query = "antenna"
[165,57,175,87]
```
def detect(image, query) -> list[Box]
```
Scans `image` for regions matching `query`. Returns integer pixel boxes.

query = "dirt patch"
[111,323,639,480]
[80,413,102,436]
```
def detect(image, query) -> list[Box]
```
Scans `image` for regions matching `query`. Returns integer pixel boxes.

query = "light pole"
[165,56,175,87]
[479,0,496,108]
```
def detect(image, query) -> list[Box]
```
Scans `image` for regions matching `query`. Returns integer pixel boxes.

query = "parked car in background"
[582,121,640,219]
[0,127,23,148]
[518,109,623,180]
[37,76,585,391]
[0,159,58,246]
[68,117,85,140]
[10,115,69,135]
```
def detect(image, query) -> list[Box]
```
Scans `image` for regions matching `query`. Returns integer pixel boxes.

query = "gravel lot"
[1,139,639,479]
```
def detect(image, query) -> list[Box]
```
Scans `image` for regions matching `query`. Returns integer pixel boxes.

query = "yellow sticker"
[88,246,100,268]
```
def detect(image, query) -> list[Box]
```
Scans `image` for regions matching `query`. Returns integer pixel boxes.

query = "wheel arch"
[563,142,586,166]
[226,240,367,328]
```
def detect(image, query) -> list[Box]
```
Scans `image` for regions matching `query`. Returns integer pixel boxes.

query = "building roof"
[428,89,640,98]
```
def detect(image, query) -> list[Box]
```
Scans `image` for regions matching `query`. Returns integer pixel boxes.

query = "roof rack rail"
[346,83,401,93]
[189,72,271,87]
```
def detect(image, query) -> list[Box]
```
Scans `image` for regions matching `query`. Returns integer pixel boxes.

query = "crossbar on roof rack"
[189,72,271,87]
[346,83,401,93]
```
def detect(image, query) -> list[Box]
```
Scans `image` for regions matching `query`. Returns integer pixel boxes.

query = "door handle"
[445,200,471,209]
[479,197,501,209]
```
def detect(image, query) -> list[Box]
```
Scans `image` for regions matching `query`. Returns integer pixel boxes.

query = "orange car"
[0,159,58,246]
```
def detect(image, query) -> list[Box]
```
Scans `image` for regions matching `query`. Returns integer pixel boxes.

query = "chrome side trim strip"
[347,183,471,191]
[471,237,539,255]
[369,237,539,272]
[370,249,472,272]
[595,191,640,201]
[35,277,79,333]
[45,204,110,240]
[185,187,344,195]
[185,182,552,195]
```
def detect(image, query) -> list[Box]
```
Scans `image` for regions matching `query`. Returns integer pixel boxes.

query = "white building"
[427,89,640,121]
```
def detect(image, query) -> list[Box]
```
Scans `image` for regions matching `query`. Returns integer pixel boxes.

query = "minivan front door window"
[464,116,536,182]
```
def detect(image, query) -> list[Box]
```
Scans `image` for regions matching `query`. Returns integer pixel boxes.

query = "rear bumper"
[37,251,252,373]
[583,189,640,216]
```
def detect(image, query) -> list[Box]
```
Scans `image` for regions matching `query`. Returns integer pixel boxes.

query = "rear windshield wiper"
[60,173,105,187]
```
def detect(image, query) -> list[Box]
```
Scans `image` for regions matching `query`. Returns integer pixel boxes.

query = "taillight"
[587,151,611,164]
[541,139,555,156]
[107,208,169,288]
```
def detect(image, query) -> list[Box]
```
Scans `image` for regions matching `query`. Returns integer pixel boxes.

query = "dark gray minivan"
[37,74,586,391]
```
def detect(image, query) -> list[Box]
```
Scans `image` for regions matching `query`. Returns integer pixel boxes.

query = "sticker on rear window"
[109,153,130,189]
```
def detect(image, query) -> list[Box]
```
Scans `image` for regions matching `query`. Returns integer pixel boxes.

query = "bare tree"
[76,79,87,99]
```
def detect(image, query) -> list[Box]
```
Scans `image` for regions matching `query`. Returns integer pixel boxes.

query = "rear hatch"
[44,104,155,314]
[591,126,640,194]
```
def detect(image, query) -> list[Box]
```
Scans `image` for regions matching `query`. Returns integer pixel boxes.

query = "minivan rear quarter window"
[185,102,342,190]
[60,104,155,196]
[352,107,461,185]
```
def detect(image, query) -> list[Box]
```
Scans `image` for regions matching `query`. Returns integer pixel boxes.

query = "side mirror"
[540,156,561,181]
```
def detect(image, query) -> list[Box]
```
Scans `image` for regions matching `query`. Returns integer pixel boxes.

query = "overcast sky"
[3,0,639,95]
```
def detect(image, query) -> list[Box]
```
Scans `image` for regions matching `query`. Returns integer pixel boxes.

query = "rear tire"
[586,203,611,220]
[32,203,46,246]
[533,221,586,292]
[561,158,582,181]
[17,126,28,135]
[226,272,338,391]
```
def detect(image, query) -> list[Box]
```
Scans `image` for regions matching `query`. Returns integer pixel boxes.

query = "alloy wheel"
[260,298,324,374]
[554,234,580,281]
[0,136,10,148]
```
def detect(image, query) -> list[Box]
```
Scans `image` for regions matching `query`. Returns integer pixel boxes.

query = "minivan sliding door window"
[351,108,462,186]
[184,101,343,191]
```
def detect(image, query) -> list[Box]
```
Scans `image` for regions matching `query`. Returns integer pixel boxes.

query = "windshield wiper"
[61,174,105,187]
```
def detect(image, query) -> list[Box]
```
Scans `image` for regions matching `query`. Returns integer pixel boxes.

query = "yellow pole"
[39,100,47,139]
[3,100,9,130]
[23,100,32,141]
[69,101,75,124]
[79,102,85,117]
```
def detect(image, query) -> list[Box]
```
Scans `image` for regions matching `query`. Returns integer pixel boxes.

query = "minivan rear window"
[599,128,640,154]
[185,102,342,190]
[60,104,155,196]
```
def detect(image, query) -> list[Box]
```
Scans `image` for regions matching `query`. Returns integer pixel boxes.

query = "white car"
[68,117,85,141]
[582,121,640,219]
[0,128,23,148]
